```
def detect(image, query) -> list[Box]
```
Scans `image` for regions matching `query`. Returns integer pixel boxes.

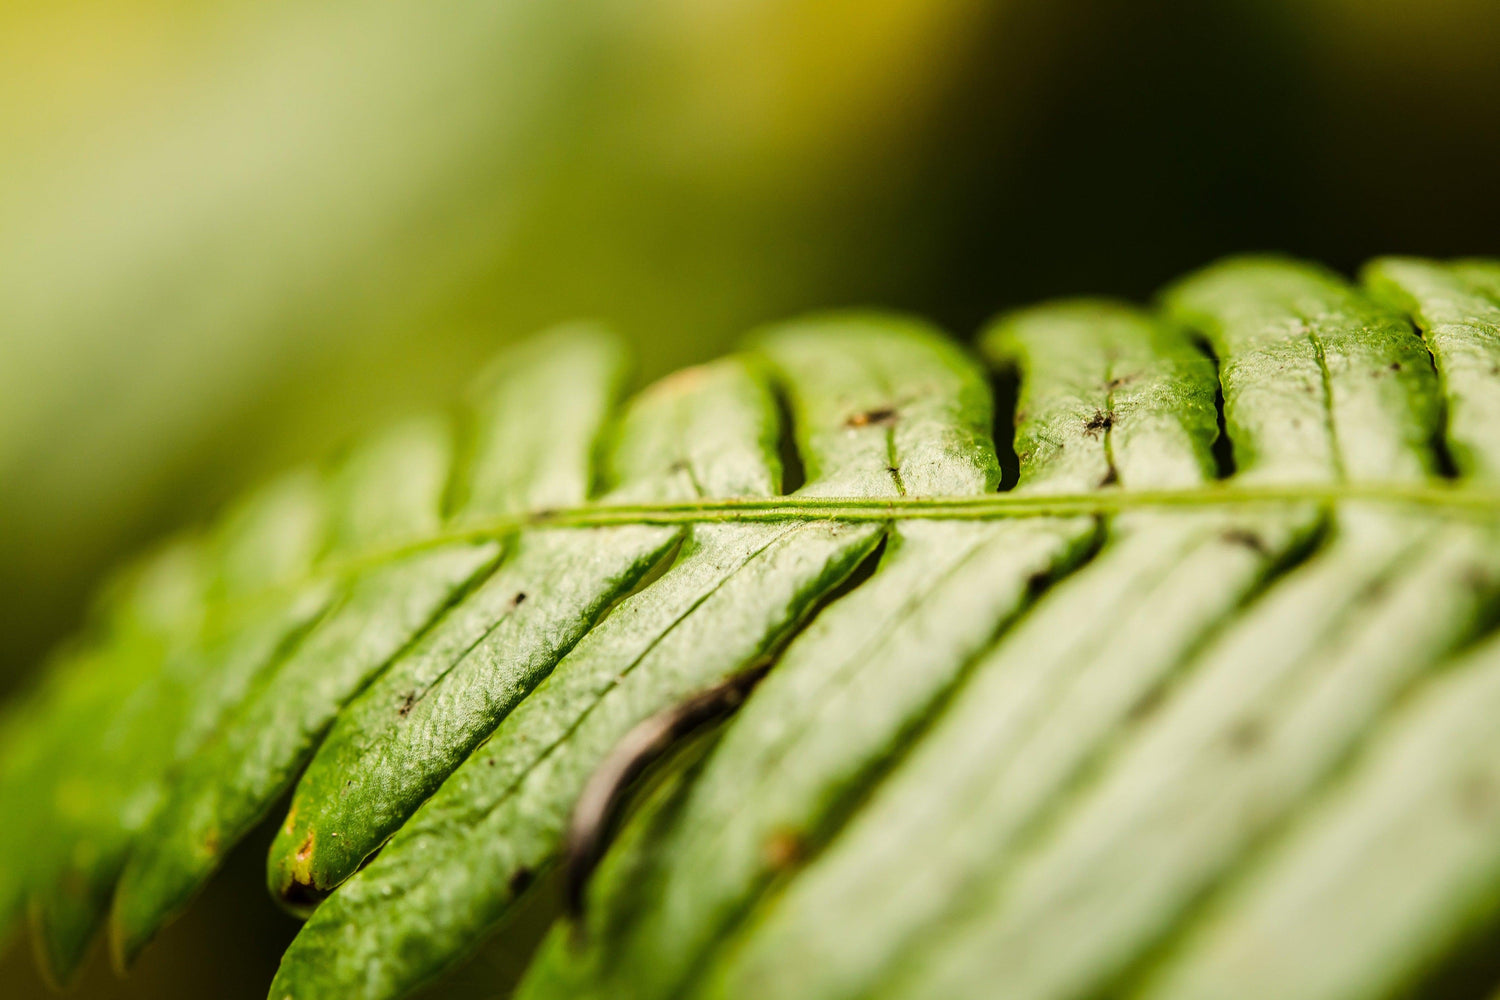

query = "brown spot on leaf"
[1083,410,1113,436]
[1222,529,1271,556]
[651,364,711,395]
[508,866,535,895]
[763,830,804,871]
[296,832,316,863]
[397,691,417,717]
[1098,467,1119,488]
[847,407,898,428]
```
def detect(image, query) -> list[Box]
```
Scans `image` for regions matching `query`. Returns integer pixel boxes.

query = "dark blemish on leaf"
[1107,375,1134,390]
[1222,528,1271,556]
[296,832,316,863]
[668,459,690,474]
[397,691,417,717]
[1097,467,1119,488]
[1025,570,1052,595]
[508,866,534,896]
[487,757,495,766]
[511,591,527,607]
[847,407,898,428]
[762,830,803,871]
[1389,362,1403,372]
[1083,410,1113,436]
[1227,718,1265,754]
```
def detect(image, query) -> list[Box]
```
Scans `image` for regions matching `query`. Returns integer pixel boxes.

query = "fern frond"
[3,256,1500,1000]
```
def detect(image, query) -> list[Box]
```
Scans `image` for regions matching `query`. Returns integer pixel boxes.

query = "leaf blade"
[267,315,996,1000]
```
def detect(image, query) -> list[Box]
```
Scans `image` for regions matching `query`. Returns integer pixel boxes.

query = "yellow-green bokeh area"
[0,0,1002,695]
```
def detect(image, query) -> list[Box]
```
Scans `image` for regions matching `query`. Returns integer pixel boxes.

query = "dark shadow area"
[773,383,809,497]
[1411,903,1500,1000]
[989,364,1023,491]
[3,803,300,1000]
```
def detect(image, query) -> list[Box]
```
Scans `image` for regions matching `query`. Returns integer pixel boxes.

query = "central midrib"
[179,480,1499,639]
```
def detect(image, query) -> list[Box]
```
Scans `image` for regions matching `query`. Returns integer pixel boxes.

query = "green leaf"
[1363,256,1500,479]
[261,326,664,912]
[514,300,1227,1000]
[115,324,629,958]
[1135,629,1500,1000]
[28,471,333,988]
[109,417,500,967]
[265,315,997,998]
[4,256,1500,1000]
[702,259,1491,1000]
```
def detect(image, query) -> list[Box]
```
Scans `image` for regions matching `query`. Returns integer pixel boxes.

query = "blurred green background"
[3,0,1498,995]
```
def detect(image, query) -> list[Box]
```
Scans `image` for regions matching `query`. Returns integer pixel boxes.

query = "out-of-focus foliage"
[0,0,998,698]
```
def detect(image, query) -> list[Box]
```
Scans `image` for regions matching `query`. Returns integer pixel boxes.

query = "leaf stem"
[208,481,1500,629]
[452,481,1497,534]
